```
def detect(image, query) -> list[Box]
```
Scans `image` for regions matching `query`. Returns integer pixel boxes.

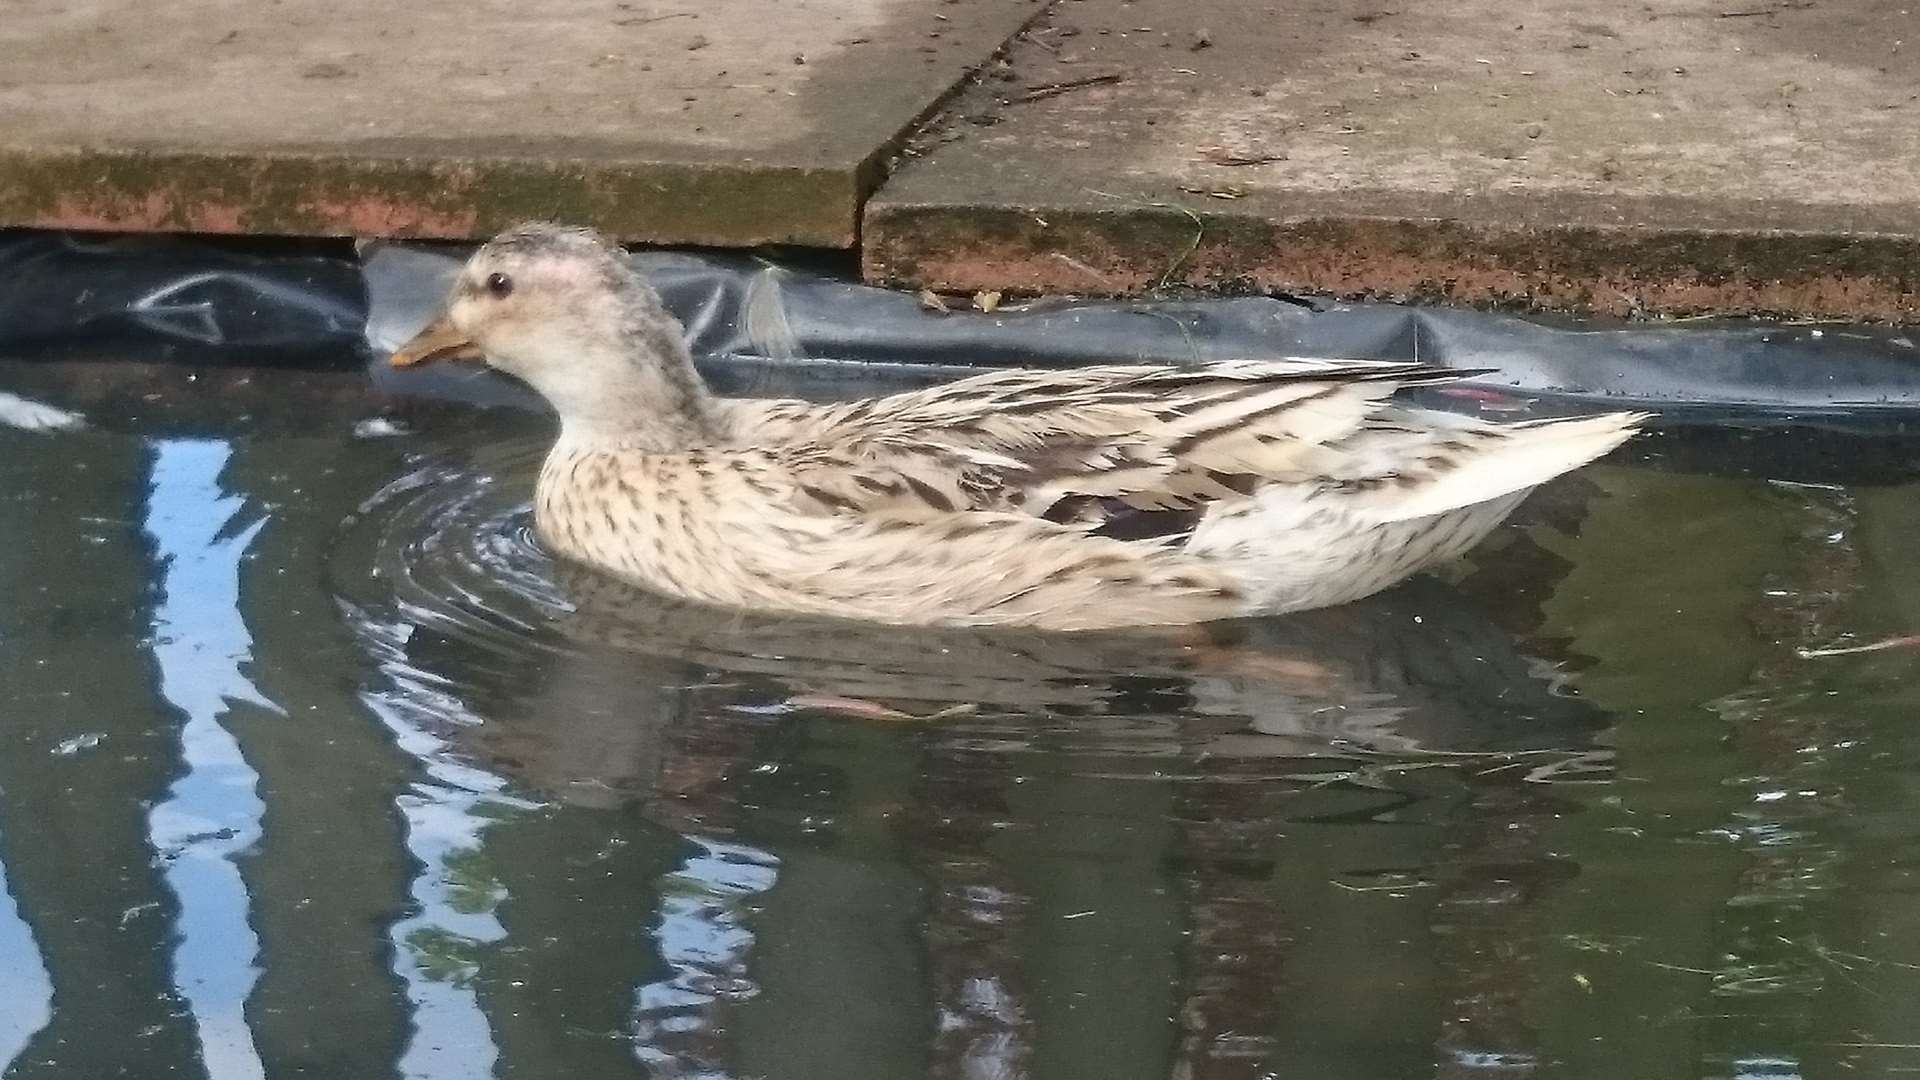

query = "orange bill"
[390,314,483,367]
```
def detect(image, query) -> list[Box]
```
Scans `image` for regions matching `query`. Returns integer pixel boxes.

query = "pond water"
[3,354,1920,1080]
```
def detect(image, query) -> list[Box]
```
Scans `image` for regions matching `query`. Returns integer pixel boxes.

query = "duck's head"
[392,222,712,441]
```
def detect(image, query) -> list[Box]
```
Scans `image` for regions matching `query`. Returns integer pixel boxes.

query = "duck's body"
[394,224,1646,630]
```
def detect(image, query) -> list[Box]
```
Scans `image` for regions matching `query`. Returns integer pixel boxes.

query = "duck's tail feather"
[1365,411,1650,523]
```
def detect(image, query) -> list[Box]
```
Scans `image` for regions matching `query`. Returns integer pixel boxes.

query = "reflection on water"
[632,836,778,1078]
[146,439,271,1080]
[5,359,1920,1078]
[0,841,52,1070]
[353,609,527,1080]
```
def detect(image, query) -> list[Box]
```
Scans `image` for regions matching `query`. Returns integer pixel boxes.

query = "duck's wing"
[587,444,1250,629]
[812,360,1461,449]
[770,360,1480,537]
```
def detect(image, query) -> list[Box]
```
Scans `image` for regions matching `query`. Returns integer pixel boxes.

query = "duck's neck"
[548,303,722,452]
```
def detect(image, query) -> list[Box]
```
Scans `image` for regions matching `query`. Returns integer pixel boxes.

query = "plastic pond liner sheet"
[1,229,1918,427]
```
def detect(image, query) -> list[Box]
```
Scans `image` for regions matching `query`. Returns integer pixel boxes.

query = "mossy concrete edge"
[863,201,1920,322]
[0,147,860,248]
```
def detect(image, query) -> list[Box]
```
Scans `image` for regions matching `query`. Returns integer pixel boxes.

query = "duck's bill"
[390,314,483,367]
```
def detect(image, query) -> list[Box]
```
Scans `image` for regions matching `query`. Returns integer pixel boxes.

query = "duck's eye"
[484,272,514,299]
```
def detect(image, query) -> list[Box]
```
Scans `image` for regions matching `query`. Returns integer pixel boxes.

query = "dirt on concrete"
[866,0,1920,319]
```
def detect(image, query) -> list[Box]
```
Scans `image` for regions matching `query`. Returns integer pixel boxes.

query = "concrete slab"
[866,0,1920,319]
[0,0,1041,247]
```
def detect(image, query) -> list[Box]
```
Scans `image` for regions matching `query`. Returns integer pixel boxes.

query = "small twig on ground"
[1197,148,1287,166]
[1085,189,1206,289]
[613,11,694,25]
[1158,204,1205,289]
[1047,251,1117,290]
[1015,73,1124,102]
[1718,1,1813,14]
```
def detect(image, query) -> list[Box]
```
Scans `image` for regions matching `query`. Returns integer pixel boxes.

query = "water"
[4,354,1920,1079]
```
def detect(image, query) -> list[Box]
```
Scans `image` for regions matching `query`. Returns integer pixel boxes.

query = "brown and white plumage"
[392,222,1647,630]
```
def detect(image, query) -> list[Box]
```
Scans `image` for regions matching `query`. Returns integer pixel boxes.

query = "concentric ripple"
[335,433,572,661]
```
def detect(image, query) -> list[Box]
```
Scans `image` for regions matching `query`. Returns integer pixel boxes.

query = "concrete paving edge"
[0,146,862,248]
[864,198,1920,322]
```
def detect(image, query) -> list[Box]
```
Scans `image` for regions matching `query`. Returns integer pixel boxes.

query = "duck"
[390,222,1646,631]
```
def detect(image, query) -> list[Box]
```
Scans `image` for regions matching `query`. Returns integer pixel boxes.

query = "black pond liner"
[6,229,1920,432]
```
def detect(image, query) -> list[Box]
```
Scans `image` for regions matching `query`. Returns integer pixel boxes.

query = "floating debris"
[0,392,85,433]
[1798,634,1920,658]
[353,417,412,439]
[52,733,105,756]
[783,694,978,722]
